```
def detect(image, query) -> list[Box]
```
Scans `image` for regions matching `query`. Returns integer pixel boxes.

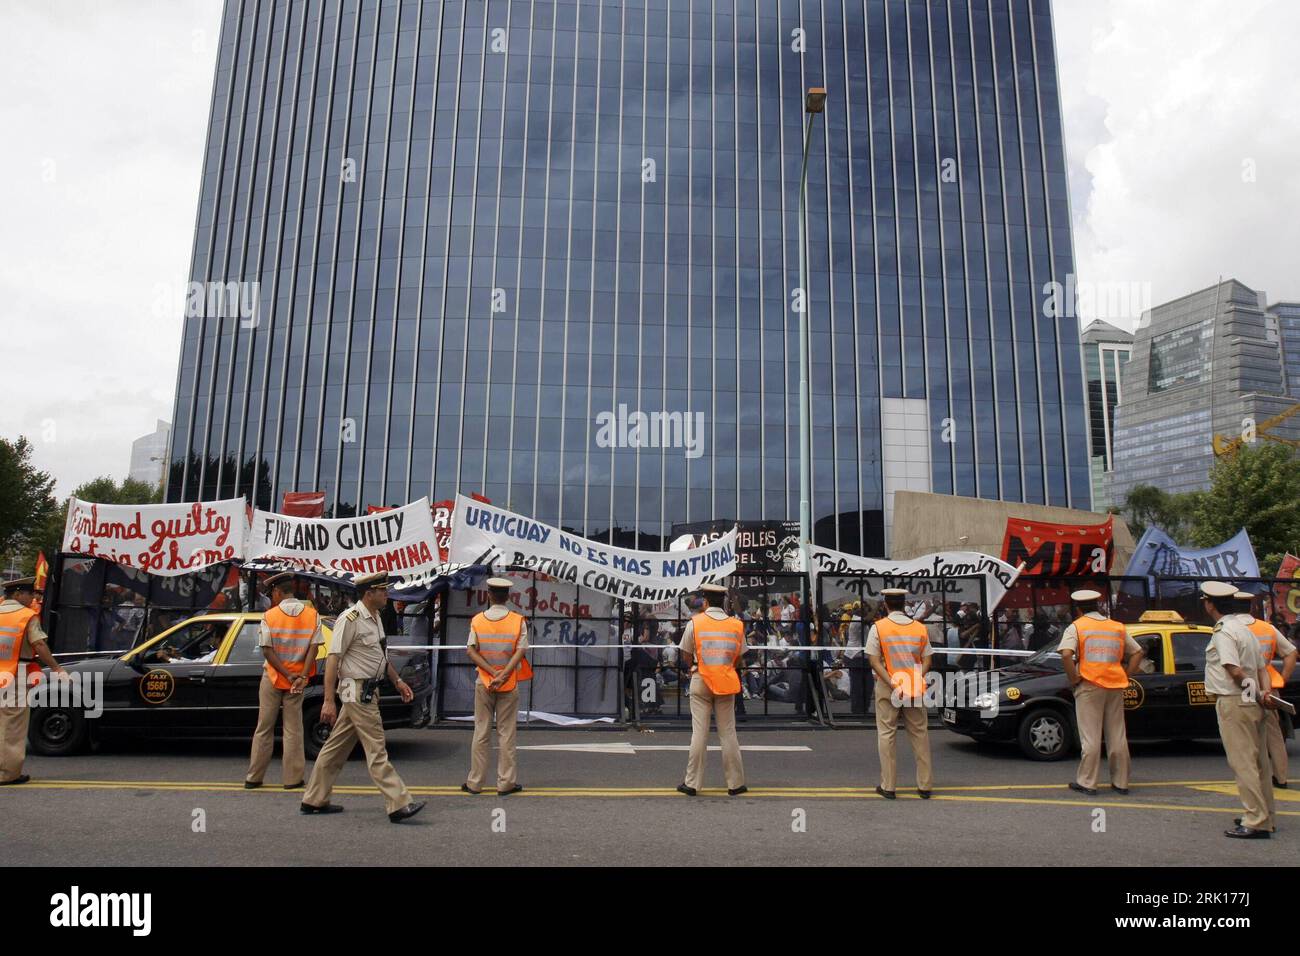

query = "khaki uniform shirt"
[467,604,531,650]
[1204,615,1262,697]
[1058,611,1142,659]
[864,611,932,658]
[329,600,389,681]
[677,607,734,658]
[257,599,326,657]
[0,599,48,657]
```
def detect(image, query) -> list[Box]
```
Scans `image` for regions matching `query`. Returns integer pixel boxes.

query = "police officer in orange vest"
[1233,591,1296,789]
[866,587,933,799]
[463,577,532,796]
[1060,588,1144,796]
[0,576,69,785]
[677,582,747,796]
[244,571,324,790]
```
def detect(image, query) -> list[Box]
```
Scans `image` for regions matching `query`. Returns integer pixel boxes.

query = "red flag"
[281,491,326,518]
[33,552,49,591]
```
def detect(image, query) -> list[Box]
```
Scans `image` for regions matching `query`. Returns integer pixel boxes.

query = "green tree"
[0,436,59,573]
[1116,483,1200,542]
[1191,443,1300,577]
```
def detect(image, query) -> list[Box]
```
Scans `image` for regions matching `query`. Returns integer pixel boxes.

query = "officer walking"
[0,577,69,785]
[301,572,425,823]
[1201,581,1276,838]
[462,577,530,796]
[866,587,933,799]
[244,572,324,791]
[1233,590,1295,790]
[1060,588,1144,796]
[677,583,747,796]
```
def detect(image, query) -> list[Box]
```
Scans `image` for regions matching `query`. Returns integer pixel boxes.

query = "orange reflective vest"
[691,612,744,696]
[1074,616,1129,689]
[1244,618,1284,689]
[875,616,928,701]
[472,610,533,693]
[264,605,319,691]
[0,605,39,687]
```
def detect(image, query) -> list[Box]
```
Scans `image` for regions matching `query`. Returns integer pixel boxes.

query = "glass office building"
[168,0,1091,555]
[1080,320,1131,512]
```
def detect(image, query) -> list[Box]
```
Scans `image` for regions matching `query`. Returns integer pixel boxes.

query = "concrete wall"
[890,490,1136,570]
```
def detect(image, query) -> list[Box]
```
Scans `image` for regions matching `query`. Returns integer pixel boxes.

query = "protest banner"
[806,544,1024,610]
[1001,515,1114,576]
[1273,554,1300,625]
[447,495,738,603]
[61,497,248,576]
[1124,526,1261,587]
[247,497,439,581]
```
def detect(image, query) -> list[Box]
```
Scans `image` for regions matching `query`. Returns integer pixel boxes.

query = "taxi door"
[106,618,233,732]
[1125,631,1185,737]
[1168,630,1220,736]
[205,619,269,733]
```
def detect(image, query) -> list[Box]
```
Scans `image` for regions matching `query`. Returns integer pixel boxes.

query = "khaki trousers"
[1215,697,1275,831]
[303,698,412,814]
[245,673,306,786]
[685,674,744,791]
[1264,708,1287,785]
[0,705,30,782]
[466,682,519,792]
[874,678,932,792]
[1073,682,1130,790]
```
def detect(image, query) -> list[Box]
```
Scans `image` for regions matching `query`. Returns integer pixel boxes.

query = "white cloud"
[0,0,221,495]
[1055,0,1300,328]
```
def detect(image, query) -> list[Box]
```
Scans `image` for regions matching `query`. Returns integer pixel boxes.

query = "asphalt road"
[4,725,1295,866]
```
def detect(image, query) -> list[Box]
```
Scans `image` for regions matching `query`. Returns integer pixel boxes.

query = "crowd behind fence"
[42,554,1300,725]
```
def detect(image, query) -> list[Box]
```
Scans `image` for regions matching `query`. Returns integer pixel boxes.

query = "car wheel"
[28,708,90,756]
[1017,706,1073,761]
[304,704,330,760]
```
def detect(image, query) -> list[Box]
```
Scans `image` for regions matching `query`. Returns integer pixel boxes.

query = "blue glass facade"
[168,0,1091,554]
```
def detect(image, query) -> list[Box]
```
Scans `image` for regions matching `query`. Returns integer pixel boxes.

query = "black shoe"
[497,784,523,796]
[299,802,344,815]
[676,783,697,796]
[728,786,749,796]
[1068,782,1098,796]
[1274,779,1288,789]
[1224,824,1270,839]
[243,780,263,790]
[389,801,426,823]
[876,786,896,800]
[1111,785,1130,795]
[283,781,304,790]
[918,789,932,799]
[0,774,30,786]
[1234,818,1278,833]
[460,783,481,795]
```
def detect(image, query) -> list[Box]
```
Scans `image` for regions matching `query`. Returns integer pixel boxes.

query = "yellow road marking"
[1189,783,1300,802]
[6,778,1298,816]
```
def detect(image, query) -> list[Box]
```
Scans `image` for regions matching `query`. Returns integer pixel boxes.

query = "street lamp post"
[798,87,826,578]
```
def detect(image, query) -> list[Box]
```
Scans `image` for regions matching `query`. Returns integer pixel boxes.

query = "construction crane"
[1212,401,1300,457]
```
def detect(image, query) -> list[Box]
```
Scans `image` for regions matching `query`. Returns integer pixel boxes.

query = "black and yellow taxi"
[941,610,1300,760]
[28,611,433,757]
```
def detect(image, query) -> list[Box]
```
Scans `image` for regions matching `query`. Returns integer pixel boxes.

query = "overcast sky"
[2,0,1298,497]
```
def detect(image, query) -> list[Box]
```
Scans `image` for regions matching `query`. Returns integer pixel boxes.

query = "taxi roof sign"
[1138,610,1185,624]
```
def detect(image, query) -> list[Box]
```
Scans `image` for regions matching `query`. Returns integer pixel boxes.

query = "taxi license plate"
[942,708,956,723]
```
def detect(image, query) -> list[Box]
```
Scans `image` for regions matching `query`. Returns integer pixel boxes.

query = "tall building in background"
[1110,279,1300,504]
[1080,319,1131,511]
[168,0,1090,555]
[129,420,172,488]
